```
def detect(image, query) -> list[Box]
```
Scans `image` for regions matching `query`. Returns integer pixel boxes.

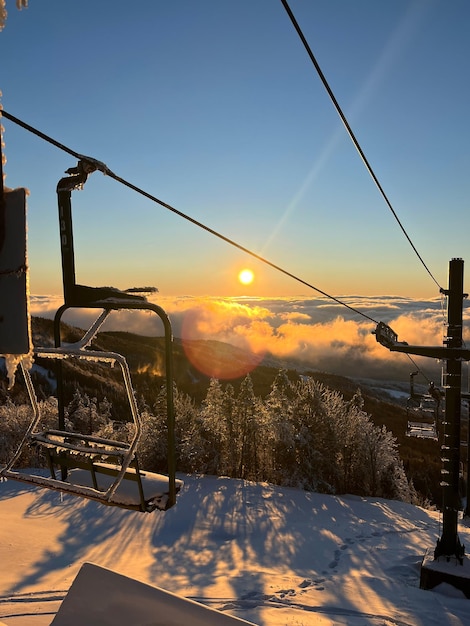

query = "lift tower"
[375,258,468,565]
[436,258,465,560]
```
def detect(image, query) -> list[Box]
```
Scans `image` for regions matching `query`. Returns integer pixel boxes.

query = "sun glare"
[238,269,254,285]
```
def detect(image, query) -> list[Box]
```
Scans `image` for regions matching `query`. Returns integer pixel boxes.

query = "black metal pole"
[435,258,465,561]
[466,398,470,517]
[0,117,5,253]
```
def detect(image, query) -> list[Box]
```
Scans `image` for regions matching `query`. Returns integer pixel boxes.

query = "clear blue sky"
[1,0,469,299]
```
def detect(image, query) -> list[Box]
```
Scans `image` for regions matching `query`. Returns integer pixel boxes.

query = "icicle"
[0,0,29,31]
[0,1,7,31]
[3,352,32,389]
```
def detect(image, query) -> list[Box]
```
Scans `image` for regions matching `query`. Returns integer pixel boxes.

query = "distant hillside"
[25,316,442,505]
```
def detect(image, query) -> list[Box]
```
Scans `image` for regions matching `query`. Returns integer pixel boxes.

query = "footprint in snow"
[277,588,296,598]
[298,578,325,592]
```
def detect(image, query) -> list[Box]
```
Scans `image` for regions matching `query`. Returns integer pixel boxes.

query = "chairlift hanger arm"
[57,158,110,193]
[373,321,470,360]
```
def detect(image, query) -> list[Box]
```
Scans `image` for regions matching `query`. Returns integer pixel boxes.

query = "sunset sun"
[238,268,254,285]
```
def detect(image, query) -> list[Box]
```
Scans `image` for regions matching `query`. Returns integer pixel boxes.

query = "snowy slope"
[1,474,470,625]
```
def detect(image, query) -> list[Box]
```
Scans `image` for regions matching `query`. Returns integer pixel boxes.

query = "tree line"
[0,368,418,503]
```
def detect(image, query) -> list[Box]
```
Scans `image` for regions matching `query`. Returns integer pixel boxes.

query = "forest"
[0,317,445,507]
[0,366,419,505]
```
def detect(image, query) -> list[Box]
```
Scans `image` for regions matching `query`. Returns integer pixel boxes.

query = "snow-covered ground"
[1,473,470,625]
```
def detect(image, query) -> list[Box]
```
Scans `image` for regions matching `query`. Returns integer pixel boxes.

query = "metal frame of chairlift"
[405,372,440,441]
[0,163,180,513]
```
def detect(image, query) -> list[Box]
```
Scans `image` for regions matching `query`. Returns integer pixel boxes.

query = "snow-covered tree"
[0,396,58,467]
[234,374,264,479]
[265,370,297,484]
[0,367,414,503]
[197,378,228,474]
[66,389,103,435]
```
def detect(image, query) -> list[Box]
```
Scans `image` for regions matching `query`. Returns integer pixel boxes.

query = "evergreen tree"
[222,383,237,476]
[198,378,227,474]
[65,388,107,435]
[235,374,260,479]
[265,370,296,484]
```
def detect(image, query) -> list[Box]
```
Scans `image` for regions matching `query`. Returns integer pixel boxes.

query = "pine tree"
[265,370,297,485]
[235,374,260,479]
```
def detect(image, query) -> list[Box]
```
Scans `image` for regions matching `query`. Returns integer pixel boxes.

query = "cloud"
[30,294,461,383]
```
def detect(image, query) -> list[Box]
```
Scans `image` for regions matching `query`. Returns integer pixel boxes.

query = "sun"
[238,268,254,285]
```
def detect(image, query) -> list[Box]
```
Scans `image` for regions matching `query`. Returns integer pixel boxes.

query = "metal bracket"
[373,321,470,361]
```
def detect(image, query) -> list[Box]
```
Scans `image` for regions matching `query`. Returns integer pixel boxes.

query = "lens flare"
[181,305,264,379]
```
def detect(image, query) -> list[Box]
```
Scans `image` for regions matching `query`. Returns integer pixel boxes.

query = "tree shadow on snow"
[5,472,439,626]
[7,485,154,594]
[147,475,438,621]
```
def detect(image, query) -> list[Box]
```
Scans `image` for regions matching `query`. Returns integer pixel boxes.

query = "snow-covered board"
[67,464,184,511]
[52,562,257,625]
[0,188,30,355]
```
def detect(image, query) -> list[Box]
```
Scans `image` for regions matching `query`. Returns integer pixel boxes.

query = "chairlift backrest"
[0,179,179,512]
[56,160,147,306]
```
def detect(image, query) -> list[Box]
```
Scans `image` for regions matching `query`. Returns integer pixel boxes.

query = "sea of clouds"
[30,293,470,385]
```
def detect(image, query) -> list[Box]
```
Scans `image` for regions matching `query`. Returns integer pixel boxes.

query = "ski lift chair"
[404,371,439,440]
[0,176,181,512]
[406,397,439,440]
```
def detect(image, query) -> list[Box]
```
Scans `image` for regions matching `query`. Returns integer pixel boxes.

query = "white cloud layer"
[30,294,470,383]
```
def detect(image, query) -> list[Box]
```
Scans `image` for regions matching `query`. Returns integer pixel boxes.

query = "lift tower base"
[420,550,470,598]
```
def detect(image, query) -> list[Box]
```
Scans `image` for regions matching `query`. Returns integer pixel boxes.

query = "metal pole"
[466,398,470,517]
[435,258,465,561]
[0,117,5,253]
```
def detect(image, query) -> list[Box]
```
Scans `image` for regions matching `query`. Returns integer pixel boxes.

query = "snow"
[1,474,470,625]
[49,562,255,625]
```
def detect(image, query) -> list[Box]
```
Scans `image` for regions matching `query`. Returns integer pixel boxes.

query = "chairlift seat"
[66,466,183,512]
[32,431,183,512]
[6,462,182,513]
[1,181,178,512]
[406,420,438,440]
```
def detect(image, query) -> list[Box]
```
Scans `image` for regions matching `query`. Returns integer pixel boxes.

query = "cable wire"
[280,0,443,292]
[1,109,438,384]
[0,109,378,324]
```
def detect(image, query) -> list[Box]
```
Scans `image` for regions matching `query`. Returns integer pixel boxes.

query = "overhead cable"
[280,0,443,292]
[0,109,378,324]
[1,109,436,382]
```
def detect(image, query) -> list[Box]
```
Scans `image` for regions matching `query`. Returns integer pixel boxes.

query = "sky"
[1,0,469,301]
[2,1,470,386]
[2,473,470,625]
